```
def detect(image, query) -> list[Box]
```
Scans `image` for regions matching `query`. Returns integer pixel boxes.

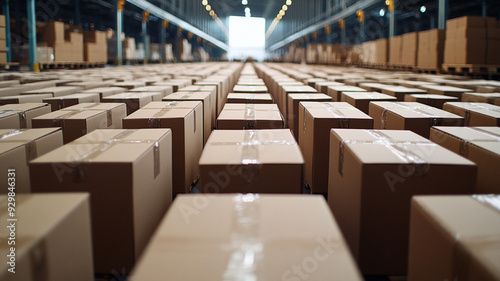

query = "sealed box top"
[0,103,49,112]
[302,102,372,119]
[0,127,61,143]
[432,126,500,141]
[381,86,427,93]
[372,102,463,119]
[113,81,147,88]
[31,129,170,163]
[79,87,125,95]
[421,85,474,93]
[227,93,273,101]
[200,129,303,165]
[142,101,202,110]
[178,85,217,92]
[63,102,124,111]
[131,194,362,281]
[444,102,500,118]
[129,85,174,94]
[33,108,106,120]
[163,92,212,100]
[104,92,160,99]
[328,85,366,92]
[332,129,475,165]
[21,86,83,95]
[412,195,500,278]
[288,93,332,100]
[408,94,458,100]
[282,85,318,93]
[42,93,99,101]
[342,92,397,100]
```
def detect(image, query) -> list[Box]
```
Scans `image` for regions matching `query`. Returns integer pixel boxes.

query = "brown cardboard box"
[83,30,107,62]
[217,103,284,130]
[408,195,500,281]
[401,32,419,66]
[153,79,192,92]
[78,86,125,100]
[327,85,366,101]
[430,126,500,193]
[0,94,53,105]
[447,16,486,29]
[369,102,464,138]
[315,81,346,94]
[232,85,268,93]
[341,92,398,114]
[162,93,214,144]
[0,103,51,129]
[381,86,427,101]
[358,83,388,92]
[0,81,57,97]
[443,102,500,126]
[21,86,83,97]
[417,29,445,69]
[123,102,203,195]
[299,102,373,194]
[199,130,304,193]
[195,81,224,115]
[102,92,163,114]
[226,93,273,104]
[43,93,100,111]
[462,92,500,103]
[280,85,317,116]
[404,94,458,109]
[129,85,173,97]
[32,103,126,143]
[30,129,173,274]
[0,128,63,193]
[130,194,363,281]
[0,15,4,27]
[375,38,389,64]
[328,129,477,275]
[389,36,403,66]
[65,81,114,90]
[0,193,93,281]
[487,39,500,64]
[113,81,147,89]
[288,93,332,139]
[418,85,474,99]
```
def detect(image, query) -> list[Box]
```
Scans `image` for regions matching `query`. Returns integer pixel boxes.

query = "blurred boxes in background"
[417,29,445,69]
[84,30,107,62]
[401,32,419,67]
[39,21,84,62]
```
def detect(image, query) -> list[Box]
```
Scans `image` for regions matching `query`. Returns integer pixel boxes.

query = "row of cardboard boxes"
[1,126,499,279]
[278,15,500,68]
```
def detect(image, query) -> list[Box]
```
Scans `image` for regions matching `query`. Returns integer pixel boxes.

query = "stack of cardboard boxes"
[417,29,445,69]
[401,32,419,67]
[124,37,138,61]
[389,35,403,66]
[39,21,84,62]
[444,16,497,65]
[84,30,107,63]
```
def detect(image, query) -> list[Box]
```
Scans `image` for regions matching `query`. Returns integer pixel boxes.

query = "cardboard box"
[0,128,63,193]
[0,193,93,281]
[78,86,125,100]
[232,85,268,93]
[280,85,317,116]
[64,81,114,90]
[21,86,83,97]
[226,93,273,104]
[381,86,427,101]
[375,38,389,64]
[487,39,500,64]
[113,81,147,90]
[217,103,284,130]
[163,92,215,144]
[358,83,388,92]
[327,86,366,101]
[153,79,192,92]
[0,103,51,129]
[299,102,373,194]
[419,85,474,99]
[131,194,363,281]
[328,129,477,275]
[341,92,398,114]
[288,93,332,139]
[128,85,174,97]
[443,102,500,126]
[30,129,173,274]
[408,195,500,281]
[199,130,304,193]
[315,81,346,94]
[102,92,163,114]
[389,36,403,66]
[43,93,100,111]
[123,102,203,195]
[430,126,500,193]
[369,102,464,137]
[402,32,419,67]
[195,81,224,115]
[461,92,500,103]
[32,103,126,143]
[447,16,486,29]
[0,94,53,105]
[404,94,458,109]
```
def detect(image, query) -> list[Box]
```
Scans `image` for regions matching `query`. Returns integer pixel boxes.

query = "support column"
[3,0,11,62]
[142,20,148,64]
[27,0,38,71]
[389,0,396,37]
[482,0,487,17]
[160,21,166,63]
[117,0,124,65]
[438,0,448,29]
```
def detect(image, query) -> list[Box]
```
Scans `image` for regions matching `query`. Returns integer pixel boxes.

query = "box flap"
[446,102,500,118]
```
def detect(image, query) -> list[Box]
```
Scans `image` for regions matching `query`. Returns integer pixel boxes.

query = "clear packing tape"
[222,104,281,129]
[381,103,445,129]
[147,102,196,133]
[0,109,28,128]
[459,127,500,157]
[459,103,500,126]
[70,130,160,181]
[53,103,113,127]
[338,130,433,176]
